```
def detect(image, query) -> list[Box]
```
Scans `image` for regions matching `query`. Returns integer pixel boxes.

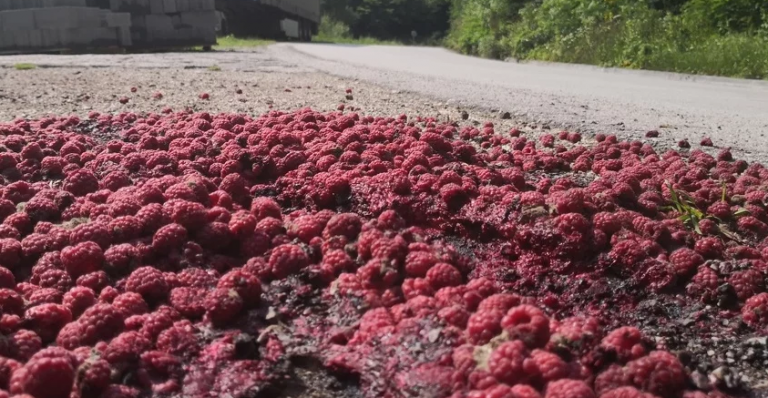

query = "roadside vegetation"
[213,35,274,49]
[315,0,768,79]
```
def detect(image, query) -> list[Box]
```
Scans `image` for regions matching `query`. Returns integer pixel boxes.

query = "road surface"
[274,43,768,160]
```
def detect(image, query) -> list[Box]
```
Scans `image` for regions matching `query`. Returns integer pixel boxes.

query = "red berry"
[268,244,309,279]
[204,288,243,327]
[625,351,686,397]
[500,305,550,348]
[545,379,595,398]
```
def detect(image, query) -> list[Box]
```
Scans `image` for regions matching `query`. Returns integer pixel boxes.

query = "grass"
[312,34,403,46]
[214,35,274,49]
[13,63,36,70]
[207,65,222,71]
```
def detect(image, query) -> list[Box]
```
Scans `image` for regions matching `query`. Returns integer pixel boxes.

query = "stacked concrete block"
[109,0,216,47]
[0,3,131,53]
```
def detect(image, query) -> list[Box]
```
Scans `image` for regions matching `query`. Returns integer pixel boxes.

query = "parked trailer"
[216,0,319,41]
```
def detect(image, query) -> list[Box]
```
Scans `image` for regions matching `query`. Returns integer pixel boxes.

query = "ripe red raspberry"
[56,304,123,349]
[323,213,362,240]
[556,213,591,235]
[600,387,655,398]
[64,169,99,196]
[104,243,139,275]
[255,217,285,237]
[10,329,42,361]
[530,349,569,383]
[501,305,550,348]
[169,287,206,318]
[177,268,219,288]
[625,351,686,397]
[466,310,503,344]
[250,197,282,220]
[103,331,152,365]
[195,222,232,251]
[27,288,62,307]
[0,239,22,269]
[164,200,207,231]
[511,384,543,398]
[478,293,522,313]
[109,216,142,242]
[0,289,24,315]
[204,288,243,327]
[593,212,622,234]
[156,320,200,357]
[438,305,470,328]
[488,340,530,385]
[62,286,96,317]
[426,262,462,289]
[9,347,76,398]
[152,223,187,253]
[136,203,168,234]
[23,304,72,343]
[545,379,595,398]
[287,215,324,243]
[669,248,704,277]
[686,266,719,303]
[60,241,103,278]
[738,216,768,235]
[268,244,309,279]
[0,356,21,390]
[727,269,764,301]
[217,269,262,307]
[377,210,405,230]
[75,357,111,395]
[742,292,768,327]
[77,271,110,292]
[404,251,438,277]
[37,269,72,292]
[126,266,169,302]
[112,292,149,317]
[320,249,355,275]
[601,327,646,362]
[402,278,434,299]
[69,222,111,250]
[228,211,257,237]
[694,237,724,259]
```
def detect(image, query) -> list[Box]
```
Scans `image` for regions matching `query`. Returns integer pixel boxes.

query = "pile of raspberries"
[0,107,763,398]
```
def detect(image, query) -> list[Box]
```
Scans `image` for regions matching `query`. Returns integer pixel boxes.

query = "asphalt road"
[273,43,768,160]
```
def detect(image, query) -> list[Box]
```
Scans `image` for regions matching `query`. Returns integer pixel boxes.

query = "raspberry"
[37,269,72,292]
[686,266,719,303]
[255,217,285,237]
[530,349,570,383]
[669,248,704,277]
[103,243,139,275]
[728,269,765,301]
[0,357,21,390]
[109,216,142,242]
[64,169,99,196]
[152,223,188,253]
[103,331,152,365]
[61,241,104,278]
[323,213,362,240]
[287,215,325,243]
[178,267,219,288]
[551,316,602,348]
[77,271,110,292]
[56,304,123,349]
[27,288,62,307]
[488,340,530,385]
[0,289,24,315]
[625,351,686,397]
[250,197,282,220]
[126,266,169,302]
[511,384,544,398]
[23,304,72,342]
[426,262,463,289]
[62,287,96,317]
[228,211,257,237]
[195,222,232,251]
[405,251,438,277]
[466,310,503,344]
[164,200,207,231]
[75,357,111,396]
[217,269,262,307]
[320,249,355,275]
[478,293,522,313]
[268,244,309,279]
[156,320,200,357]
[204,288,243,327]
[0,239,22,269]
[601,327,646,362]
[742,292,768,327]
[438,305,470,328]
[9,348,76,398]
[112,292,149,317]
[500,305,551,348]
[600,387,655,398]
[10,329,42,361]
[545,379,595,398]
[169,287,206,318]
[694,237,724,259]
[136,203,168,235]
[377,210,405,230]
